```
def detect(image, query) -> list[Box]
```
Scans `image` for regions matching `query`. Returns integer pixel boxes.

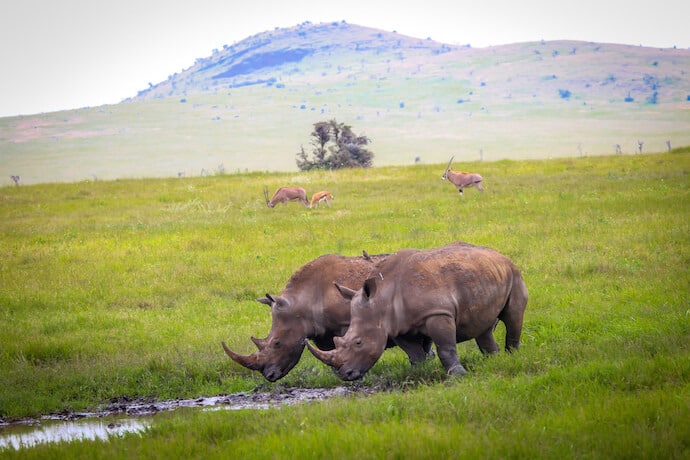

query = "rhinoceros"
[222,252,432,382]
[307,242,528,380]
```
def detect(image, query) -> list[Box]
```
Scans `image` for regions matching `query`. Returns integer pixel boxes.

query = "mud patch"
[0,387,369,450]
[99,386,363,416]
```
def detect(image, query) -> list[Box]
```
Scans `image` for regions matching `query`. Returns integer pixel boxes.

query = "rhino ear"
[363,277,378,299]
[334,283,357,300]
[273,296,290,311]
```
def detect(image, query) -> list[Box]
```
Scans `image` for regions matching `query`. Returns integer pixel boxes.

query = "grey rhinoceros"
[307,242,528,380]
[222,252,432,382]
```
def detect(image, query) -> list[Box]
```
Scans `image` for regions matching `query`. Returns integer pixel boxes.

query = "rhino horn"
[221,341,262,371]
[251,336,268,351]
[306,340,340,368]
[334,283,357,300]
[257,293,276,307]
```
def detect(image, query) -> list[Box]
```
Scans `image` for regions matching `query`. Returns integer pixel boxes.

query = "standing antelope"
[309,191,334,208]
[441,156,484,195]
[264,186,309,208]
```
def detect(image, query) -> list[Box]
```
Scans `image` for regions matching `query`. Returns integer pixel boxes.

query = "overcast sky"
[1,0,688,118]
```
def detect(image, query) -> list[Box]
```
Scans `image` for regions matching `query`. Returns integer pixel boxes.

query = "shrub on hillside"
[296,119,374,170]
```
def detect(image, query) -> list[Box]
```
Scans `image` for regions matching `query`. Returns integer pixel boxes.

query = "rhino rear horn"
[334,283,357,300]
[257,297,271,307]
[221,341,262,371]
[257,293,277,307]
[251,336,268,351]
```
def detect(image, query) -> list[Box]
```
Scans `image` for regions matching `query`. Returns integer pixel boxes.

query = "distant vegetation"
[1,22,689,185]
[296,119,373,170]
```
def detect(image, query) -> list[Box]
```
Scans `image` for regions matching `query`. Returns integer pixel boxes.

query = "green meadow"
[1,150,689,458]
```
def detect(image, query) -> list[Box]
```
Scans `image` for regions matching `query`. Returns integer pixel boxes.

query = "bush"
[296,119,374,170]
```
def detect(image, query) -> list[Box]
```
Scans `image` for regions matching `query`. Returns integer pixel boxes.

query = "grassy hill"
[1,21,689,185]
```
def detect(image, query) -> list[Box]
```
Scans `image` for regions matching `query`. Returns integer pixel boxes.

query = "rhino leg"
[499,275,528,352]
[423,336,435,359]
[474,327,499,355]
[393,335,430,365]
[426,315,468,377]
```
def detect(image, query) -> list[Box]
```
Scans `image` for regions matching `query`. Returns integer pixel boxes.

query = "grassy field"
[0,150,688,457]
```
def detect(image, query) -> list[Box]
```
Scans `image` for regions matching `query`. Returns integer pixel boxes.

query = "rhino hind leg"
[426,315,468,376]
[499,274,528,352]
[474,327,499,355]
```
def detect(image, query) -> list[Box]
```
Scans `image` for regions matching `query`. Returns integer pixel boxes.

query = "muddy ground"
[1,386,374,427]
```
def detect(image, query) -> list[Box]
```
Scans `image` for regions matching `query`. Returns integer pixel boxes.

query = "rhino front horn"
[221,341,262,371]
[306,341,340,368]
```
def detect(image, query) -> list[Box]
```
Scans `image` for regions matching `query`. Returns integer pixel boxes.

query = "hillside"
[2,21,690,185]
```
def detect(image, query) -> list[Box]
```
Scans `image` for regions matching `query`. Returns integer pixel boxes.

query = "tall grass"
[0,150,688,457]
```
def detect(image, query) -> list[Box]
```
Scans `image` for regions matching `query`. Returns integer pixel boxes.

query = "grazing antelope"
[264,186,309,208]
[309,191,334,208]
[441,156,484,195]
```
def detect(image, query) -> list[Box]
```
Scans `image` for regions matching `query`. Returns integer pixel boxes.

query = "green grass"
[0,150,689,457]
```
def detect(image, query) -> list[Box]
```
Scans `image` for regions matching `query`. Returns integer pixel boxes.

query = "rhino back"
[282,254,384,336]
[379,243,518,337]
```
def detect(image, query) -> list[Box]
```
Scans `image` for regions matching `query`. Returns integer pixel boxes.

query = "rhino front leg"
[474,327,499,355]
[393,335,432,364]
[426,315,468,377]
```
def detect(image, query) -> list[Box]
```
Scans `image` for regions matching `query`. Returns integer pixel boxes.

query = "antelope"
[441,156,484,195]
[264,186,309,208]
[309,191,334,208]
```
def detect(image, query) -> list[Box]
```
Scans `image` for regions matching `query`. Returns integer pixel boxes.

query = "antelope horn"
[221,341,262,370]
[263,187,270,206]
[306,341,340,368]
[444,155,455,173]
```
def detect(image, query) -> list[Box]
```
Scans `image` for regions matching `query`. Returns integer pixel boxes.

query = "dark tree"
[296,119,374,170]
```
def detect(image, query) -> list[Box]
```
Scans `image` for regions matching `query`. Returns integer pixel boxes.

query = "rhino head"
[307,278,388,380]
[222,293,307,382]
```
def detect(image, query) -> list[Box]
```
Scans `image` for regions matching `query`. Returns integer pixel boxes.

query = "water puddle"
[0,417,148,450]
[0,387,364,450]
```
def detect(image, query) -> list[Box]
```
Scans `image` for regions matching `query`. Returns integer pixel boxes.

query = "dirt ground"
[1,386,372,427]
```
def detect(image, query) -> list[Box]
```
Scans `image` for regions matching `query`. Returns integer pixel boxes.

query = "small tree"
[296,119,373,170]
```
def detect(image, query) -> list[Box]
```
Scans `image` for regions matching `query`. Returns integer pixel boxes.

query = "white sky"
[1,0,688,118]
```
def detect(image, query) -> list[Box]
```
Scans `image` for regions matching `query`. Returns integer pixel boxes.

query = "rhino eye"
[273,340,281,348]
[354,338,363,346]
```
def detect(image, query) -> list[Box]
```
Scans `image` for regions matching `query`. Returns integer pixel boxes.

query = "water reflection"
[0,387,363,450]
[0,417,148,450]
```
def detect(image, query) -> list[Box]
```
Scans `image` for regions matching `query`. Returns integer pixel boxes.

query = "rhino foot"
[447,364,468,377]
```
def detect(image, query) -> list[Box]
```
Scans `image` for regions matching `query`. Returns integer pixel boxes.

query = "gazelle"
[264,186,309,208]
[309,191,334,208]
[441,156,484,195]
